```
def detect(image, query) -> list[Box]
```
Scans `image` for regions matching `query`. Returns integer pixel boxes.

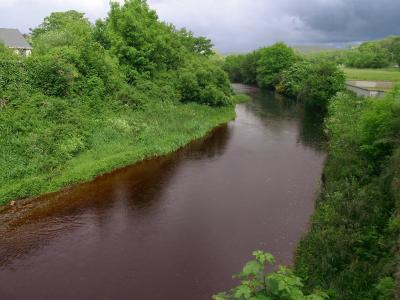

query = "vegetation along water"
[0,2,251,206]
[222,37,400,300]
[1,0,400,299]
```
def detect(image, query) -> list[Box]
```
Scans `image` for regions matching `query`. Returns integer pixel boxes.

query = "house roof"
[0,28,32,49]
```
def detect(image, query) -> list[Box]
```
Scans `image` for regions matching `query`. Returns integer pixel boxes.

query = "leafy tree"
[300,61,345,113]
[257,43,297,89]
[213,251,327,300]
[346,42,392,68]
[179,58,232,106]
[224,55,246,82]
[277,60,311,98]
[177,28,214,57]
[31,11,90,39]
[102,0,186,81]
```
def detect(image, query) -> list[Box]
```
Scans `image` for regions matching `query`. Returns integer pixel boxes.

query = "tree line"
[223,42,346,114]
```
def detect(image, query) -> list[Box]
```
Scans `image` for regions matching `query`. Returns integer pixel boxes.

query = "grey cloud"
[0,0,399,52]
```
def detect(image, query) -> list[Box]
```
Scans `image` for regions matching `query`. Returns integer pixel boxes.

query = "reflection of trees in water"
[182,124,231,160]
[247,89,301,120]
[0,124,232,268]
[243,88,326,153]
[297,110,327,152]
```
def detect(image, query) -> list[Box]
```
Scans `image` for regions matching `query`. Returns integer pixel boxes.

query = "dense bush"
[299,61,345,112]
[224,51,259,85]
[346,42,392,68]
[256,42,297,88]
[179,58,232,106]
[276,60,311,98]
[294,89,400,299]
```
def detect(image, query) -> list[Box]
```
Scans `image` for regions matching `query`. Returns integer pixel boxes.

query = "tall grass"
[0,98,235,205]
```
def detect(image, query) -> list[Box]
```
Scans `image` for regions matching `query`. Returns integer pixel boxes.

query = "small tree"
[213,251,327,300]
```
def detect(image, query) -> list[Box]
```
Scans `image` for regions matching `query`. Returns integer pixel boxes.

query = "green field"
[343,67,400,82]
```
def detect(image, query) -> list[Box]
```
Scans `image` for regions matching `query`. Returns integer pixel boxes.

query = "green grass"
[0,100,235,205]
[232,93,251,104]
[343,67,400,82]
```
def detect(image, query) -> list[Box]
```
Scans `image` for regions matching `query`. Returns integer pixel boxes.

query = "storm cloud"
[0,0,399,52]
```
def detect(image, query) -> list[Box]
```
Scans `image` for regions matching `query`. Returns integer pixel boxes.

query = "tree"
[102,0,186,81]
[257,42,297,89]
[346,42,392,68]
[300,61,345,113]
[177,28,214,57]
[179,57,232,107]
[277,60,311,98]
[31,11,90,39]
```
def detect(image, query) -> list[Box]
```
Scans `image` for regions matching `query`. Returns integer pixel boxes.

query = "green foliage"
[224,43,344,114]
[294,89,400,299]
[26,49,79,97]
[346,42,392,69]
[31,10,90,39]
[256,43,297,89]
[232,93,251,104]
[213,251,327,300]
[0,1,234,205]
[179,58,232,106]
[102,0,185,81]
[277,60,311,98]
[224,51,259,85]
[299,61,345,113]
[176,28,214,57]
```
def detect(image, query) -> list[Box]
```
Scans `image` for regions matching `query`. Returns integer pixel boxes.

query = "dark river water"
[0,84,325,300]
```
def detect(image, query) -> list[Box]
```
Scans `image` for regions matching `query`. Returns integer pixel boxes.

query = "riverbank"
[294,89,400,299]
[0,101,235,206]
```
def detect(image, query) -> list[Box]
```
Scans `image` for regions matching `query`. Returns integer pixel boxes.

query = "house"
[0,28,32,56]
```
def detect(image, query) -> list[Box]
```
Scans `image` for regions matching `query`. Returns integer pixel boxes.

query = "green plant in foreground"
[213,251,327,300]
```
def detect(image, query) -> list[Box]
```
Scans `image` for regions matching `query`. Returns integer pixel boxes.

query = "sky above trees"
[1,0,400,52]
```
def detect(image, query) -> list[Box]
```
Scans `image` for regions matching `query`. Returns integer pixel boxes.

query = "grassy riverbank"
[0,1,236,205]
[294,89,400,299]
[0,99,234,206]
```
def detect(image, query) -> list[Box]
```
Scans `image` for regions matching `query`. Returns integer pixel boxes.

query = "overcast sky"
[1,0,399,52]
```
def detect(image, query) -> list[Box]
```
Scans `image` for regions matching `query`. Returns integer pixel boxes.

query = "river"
[0,84,325,299]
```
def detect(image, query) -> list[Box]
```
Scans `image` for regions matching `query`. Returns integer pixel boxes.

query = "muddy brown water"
[0,84,326,300]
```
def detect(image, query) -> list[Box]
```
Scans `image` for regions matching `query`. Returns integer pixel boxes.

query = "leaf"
[252,250,275,265]
[234,285,253,299]
[242,260,264,276]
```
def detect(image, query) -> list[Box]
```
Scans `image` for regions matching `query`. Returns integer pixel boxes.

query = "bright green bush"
[277,60,311,98]
[179,58,232,106]
[256,43,297,89]
[299,61,345,113]
[346,42,392,68]
[214,251,327,300]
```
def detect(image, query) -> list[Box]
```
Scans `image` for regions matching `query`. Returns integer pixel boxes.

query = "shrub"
[300,61,345,113]
[214,251,327,300]
[179,58,232,106]
[256,42,297,89]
